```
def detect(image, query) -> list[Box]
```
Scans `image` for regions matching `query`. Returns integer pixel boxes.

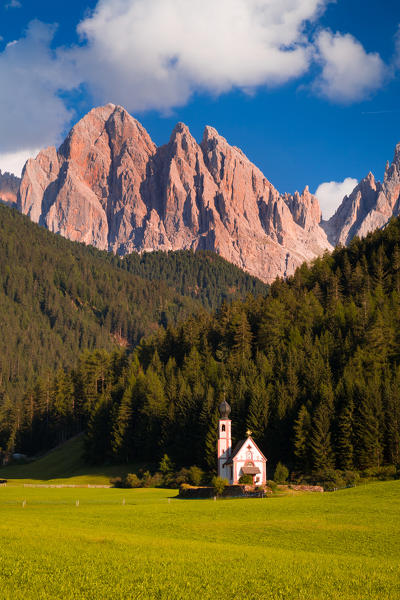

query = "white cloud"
[74,0,329,112]
[313,30,387,103]
[0,1,392,166]
[315,177,358,219]
[5,0,22,8]
[0,147,40,177]
[0,20,77,155]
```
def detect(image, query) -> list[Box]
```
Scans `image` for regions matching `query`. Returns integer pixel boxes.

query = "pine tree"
[111,371,136,462]
[310,391,334,472]
[293,404,311,472]
[246,379,270,444]
[355,379,384,470]
[337,398,354,470]
[383,369,400,465]
[204,408,220,472]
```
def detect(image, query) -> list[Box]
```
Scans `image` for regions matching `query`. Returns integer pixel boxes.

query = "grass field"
[0,436,146,486]
[0,481,399,599]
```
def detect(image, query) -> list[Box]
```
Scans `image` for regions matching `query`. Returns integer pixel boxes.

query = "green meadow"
[0,480,399,599]
[0,436,145,486]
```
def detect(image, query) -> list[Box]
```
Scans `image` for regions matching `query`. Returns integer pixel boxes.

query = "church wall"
[232,438,267,485]
[217,418,233,483]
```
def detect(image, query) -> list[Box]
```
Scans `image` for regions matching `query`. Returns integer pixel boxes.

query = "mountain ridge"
[1,104,399,282]
[322,143,400,246]
[16,104,332,283]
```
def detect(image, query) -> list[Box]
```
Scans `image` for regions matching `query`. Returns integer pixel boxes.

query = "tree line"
[3,217,400,479]
[0,204,266,401]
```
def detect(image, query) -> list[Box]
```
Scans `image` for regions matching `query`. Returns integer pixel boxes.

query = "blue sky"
[1,0,399,217]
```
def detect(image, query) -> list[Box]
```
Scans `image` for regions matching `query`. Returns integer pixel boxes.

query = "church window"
[222,424,225,432]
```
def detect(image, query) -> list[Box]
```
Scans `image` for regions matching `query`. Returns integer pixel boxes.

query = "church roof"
[219,399,231,419]
[223,436,267,466]
[223,440,245,465]
[242,465,261,475]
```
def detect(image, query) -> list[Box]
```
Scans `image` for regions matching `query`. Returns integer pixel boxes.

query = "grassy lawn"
[0,436,145,486]
[0,481,399,599]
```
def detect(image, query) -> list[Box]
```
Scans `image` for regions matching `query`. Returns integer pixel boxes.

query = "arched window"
[221,424,226,432]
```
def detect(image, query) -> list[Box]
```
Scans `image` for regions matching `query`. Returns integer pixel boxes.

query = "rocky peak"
[384,144,400,186]
[16,104,333,283]
[167,122,201,164]
[323,142,400,247]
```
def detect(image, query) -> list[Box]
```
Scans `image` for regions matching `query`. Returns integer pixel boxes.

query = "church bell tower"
[217,399,232,482]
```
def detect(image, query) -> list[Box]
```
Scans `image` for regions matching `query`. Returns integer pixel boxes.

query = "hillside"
[0,204,267,403]
[0,435,146,485]
[6,215,400,474]
[121,250,267,311]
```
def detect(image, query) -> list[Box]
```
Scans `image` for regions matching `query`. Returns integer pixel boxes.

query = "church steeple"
[219,399,231,419]
[217,398,232,482]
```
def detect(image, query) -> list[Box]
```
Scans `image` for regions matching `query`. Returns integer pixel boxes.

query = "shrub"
[342,470,360,487]
[188,465,204,486]
[238,474,253,485]
[175,468,190,486]
[159,454,175,475]
[212,476,228,496]
[274,462,289,484]
[125,473,142,488]
[363,465,397,481]
[266,479,278,492]
[150,472,164,487]
[110,477,124,488]
[313,468,345,491]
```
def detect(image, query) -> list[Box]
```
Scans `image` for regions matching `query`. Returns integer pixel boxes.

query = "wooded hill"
[5,215,400,478]
[0,205,267,402]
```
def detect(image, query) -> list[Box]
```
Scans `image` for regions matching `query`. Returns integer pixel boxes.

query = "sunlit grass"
[0,482,399,598]
[0,435,145,486]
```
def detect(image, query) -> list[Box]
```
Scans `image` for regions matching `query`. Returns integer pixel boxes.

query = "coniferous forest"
[0,204,266,396]
[0,205,267,456]
[3,208,400,480]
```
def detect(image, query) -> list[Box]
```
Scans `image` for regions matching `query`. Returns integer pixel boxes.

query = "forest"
[0,204,266,400]
[3,212,400,480]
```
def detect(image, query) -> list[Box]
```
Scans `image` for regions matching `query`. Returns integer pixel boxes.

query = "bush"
[342,470,360,487]
[110,473,145,488]
[141,471,155,488]
[266,479,278,492]
[150,472,164,487]
[274,462,289,484]
[238,474,253,485]
[110,477,124,488]
[313,468,345,491]
[175,468,190,486]
[125,473,142,488]
[212,476,228,496]
[363,465,397,481]
[159,454,175,476]
[188,465,204,486]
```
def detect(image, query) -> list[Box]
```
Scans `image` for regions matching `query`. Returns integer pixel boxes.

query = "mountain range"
[1,104,399,283]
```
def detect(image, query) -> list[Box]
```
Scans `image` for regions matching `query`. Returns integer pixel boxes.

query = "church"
[217,399,267,485]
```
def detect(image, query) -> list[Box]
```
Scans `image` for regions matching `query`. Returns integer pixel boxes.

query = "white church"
[217,399,267,485]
